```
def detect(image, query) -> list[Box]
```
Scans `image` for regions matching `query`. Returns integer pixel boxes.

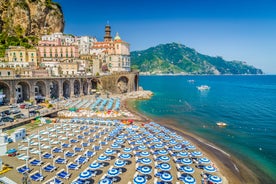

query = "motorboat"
[187,80,195,83]
[216,122,227,127]
[197,85,210,91]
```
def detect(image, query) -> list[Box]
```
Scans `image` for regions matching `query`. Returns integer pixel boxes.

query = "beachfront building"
[90,25,131,73]
[0,133,8,156]
[4,46,38,64]
[59,59,78,76]
[0,68,15,77]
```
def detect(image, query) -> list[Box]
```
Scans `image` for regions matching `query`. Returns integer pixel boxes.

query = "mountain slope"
[131,43,263,75]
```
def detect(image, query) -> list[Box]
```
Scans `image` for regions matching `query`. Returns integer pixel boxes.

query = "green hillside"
[131,43,263,75]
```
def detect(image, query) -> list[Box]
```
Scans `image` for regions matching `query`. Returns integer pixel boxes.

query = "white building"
[10,128,26,142]
[76,36,97,55]
[0,132,8,156]
[41,32,75,45]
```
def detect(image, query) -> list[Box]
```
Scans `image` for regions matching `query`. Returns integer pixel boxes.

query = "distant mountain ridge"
[131,43,263,75]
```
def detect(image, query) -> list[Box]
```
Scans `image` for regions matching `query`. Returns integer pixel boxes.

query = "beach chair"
[30,171,44,181]
[57,169,71,179]
[85,150,95,158]
[74,147,83,152]
[43,163,57,172]
[43,152,54,159]
[67,162,80,170]
[30,159,43,166]
[55,157,67,164]
[52,147,63,153]
[65,151,76,157]
[17,165,30,174]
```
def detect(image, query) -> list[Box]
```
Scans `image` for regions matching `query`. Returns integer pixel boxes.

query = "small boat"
[187,80,195,83]
[197,85,210,91]
[216,122,227,127]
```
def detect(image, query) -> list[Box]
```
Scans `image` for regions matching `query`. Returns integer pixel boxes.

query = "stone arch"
[63,80,71,98]
[50,80,59,99]
[117,76,129,93]
[0,82,11,105]
[73,79,81,96]
[134,75,138,91]
[91,78,98,90]
[34,81,46,103]
[83,80,88,95]
[16,81,31,103]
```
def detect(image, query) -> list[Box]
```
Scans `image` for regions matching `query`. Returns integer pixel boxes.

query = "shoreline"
[124,98,260,184]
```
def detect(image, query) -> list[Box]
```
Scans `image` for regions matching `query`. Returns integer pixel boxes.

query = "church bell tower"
[104,24,112,42]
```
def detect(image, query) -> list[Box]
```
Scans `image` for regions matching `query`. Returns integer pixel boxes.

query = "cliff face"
[0,0,64,37]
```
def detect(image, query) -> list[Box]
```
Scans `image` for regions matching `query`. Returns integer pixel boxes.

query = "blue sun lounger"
[53,147,62,153]
[17,165,30,174]
[30,171,44,181]
[55,157,67,164]
[85,150,95,158]
[43,164,57,172]
[43,153,53,159]
[74,147,83,152]
[65,151,76,157]
[44,177,63,184]
[30,159,43,166]
[70,139,79,143]
[67,162,80,170]
[57,170,71,179]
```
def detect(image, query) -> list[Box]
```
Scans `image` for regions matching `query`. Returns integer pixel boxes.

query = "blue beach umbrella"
[154,143,164,149]
[119,153,131,159]
[139,157,152,164]
[152,138,160,143]
[177,151,189,157]
[158,163,171,171]
[176,136,183,141]
[191,151,202,157]
[164,136,171,141]
[140,151,150,157]
[114,160,126,167]
[105,149,115,155]
[182,176,196,184]
[157,156,170,162]
[199,157,211,165]
[89,162,102,170]
[107,168,120,177]
[160,172,173,182]
[158,149,168,155]
[182,140,190,145]
[204,165,217,173]
[111,143,121,149]
[135,140,144,145]
[181,158,193,165]
[173,145,183,151]
[115,139,124,144]
[138,145,147,150]
[169,139,178,145]
[187,145,196,150]
[98,155,109,161]
[98,178,113,184]
[123,148,132,153]
[181,166,195,174]
[137,165,152,174]
[79,170,93,180]
[133,175,147,184]
[208,175,222,184]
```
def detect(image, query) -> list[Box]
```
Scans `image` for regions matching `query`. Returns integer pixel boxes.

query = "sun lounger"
[43,163,57,172]
[43,176,63,184]
[57,169,71,179]
[85,150,95,158]
[17,165,30,174]
[55,157,67,164]
[30,171,44,181]
[43,153,54,159]
[30,159,43,166]
[67,162,80,170]
[65,151,76,157]
[52,147,63,153]
[74,147,83,152]
[18,155,31,161]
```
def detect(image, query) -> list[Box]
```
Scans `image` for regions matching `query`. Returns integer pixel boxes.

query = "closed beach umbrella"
[140,151,150,157]
[119,153,131,159]
[160,172,173,182]
[139,157,152,164]
[157,156,170,162]
[89,162,102,170]
[79,170,93,180]
[204,165,217,173]
[133,175,147,184]
[181,166,195,174]
[123,148,132,153]
[181,158,193,165]
[108,168,120,177]
[114,160,126,167]
[208,175,222,184]
[138,165,152,174]
[183,176,196,184]
[191,151,202,157]
[98,155,109,161]
[98,178,112,184]
[199,157,211,165]
[177,152,189,157]
[158,163,171,171]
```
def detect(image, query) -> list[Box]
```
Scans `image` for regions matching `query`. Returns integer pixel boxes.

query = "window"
[0,72,1,76]
[7,72,10,76]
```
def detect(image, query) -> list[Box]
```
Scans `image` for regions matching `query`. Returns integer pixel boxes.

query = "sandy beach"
[124,99,260,184]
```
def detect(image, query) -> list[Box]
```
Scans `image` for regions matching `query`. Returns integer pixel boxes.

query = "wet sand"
[125,99,260,184]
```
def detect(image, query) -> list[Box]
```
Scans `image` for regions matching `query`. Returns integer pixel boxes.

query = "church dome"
[114,32,121,41]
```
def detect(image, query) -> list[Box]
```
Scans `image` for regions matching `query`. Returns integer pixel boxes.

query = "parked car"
[0,116,14,122]
[11,108,21,114]
[9,104,18,108]
[14,113,26,119]
[1,110,11,115]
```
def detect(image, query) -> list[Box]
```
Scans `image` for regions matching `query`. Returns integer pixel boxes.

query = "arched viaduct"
[0,72,139,104]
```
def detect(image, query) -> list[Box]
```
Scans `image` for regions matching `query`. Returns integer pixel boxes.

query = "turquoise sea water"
[136,75,276,183]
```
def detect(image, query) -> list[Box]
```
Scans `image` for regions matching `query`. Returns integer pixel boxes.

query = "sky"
[55,0,276,74]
